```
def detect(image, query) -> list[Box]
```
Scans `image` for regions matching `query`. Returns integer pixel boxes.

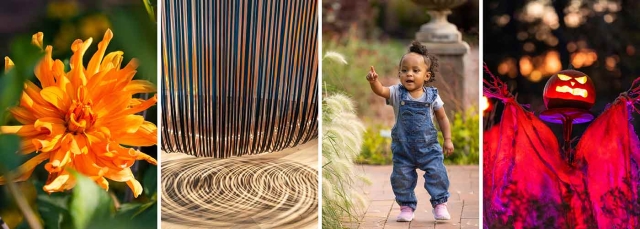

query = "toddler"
[366,41,454,222]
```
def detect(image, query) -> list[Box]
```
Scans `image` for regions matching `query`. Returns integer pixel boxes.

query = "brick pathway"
[344,165,479,229]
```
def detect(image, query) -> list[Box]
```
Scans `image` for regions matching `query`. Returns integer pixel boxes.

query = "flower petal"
[101,51,124,70]
[126,179,143,198]
[95,177,109,191]
[108,115,145,135]
[16,125,43,137]
[9,107,37,124]
[44,170,76,193]
[31,32,44,49]
[51,59,66,87]
[20,91,61,119]
[113,60,138,90]
[116,121,157,147]
[34,46,56,88]
[24,81,59,110]
[44,133,73,172]
[0,126,21,134]
[85,67,113,96]
[103,167,134,182]
[32,133,63,153]
[94,93,129,119]
[135,152,157,166]
[41,86,71,112]
[21,142,37,155]
[34,117,66,135]
[0,152,50,184]
[124,80,156,95]
[73,153,105,177]
[110,94,157,118]
[4,56,14,73]
[104,168,142,197]
[86,29,113,76]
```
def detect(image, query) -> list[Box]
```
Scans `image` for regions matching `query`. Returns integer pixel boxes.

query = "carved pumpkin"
[543,70,595,110]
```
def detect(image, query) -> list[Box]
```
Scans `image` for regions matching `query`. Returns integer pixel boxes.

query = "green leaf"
[9,37,42,77]
[0,70,23,122]
[142,0,156,22]
[111,202,157,229]
[36,192,72,229]
[108,8,157,85]
[142,167,157,197]
[116,201,157,219]
[15,221,30,229]
[0,134,22,171]
[134,202,157,229]
[116,203,143,218]
[0,36,42,122]
[69,170,113,229]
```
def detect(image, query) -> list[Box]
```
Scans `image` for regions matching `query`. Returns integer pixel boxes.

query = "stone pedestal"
[420,40,469,114]
[413,4,471,114]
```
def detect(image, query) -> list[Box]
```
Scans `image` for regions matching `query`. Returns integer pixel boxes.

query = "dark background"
[484,0,640,145]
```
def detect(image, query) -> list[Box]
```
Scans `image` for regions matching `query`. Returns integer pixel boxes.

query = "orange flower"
[0,29,157,197]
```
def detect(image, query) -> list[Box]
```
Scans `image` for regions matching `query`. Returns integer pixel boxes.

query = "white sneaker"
[433,203,451,220]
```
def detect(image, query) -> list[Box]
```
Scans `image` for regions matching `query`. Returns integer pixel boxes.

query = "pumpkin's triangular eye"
[558,74,572,81]
[575,76,587,84]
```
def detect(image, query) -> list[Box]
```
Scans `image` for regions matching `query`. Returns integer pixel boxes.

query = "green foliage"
[322,94,368,229]
[0,135,22,172]
[0,35,42,229]
[438,108,480,165]
[356,108,480,166]
[142,0,156,22]
[1,36,42,123]
[69,171,113,229]
[142,166,157,197]
[322,34,406,117]
[30,172,158,229]
[109,7,158,85]
[35,191,72,229]
[356,125,392,165]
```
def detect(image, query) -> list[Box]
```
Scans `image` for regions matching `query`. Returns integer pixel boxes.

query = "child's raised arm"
[366,66,390,99]
[434,108,454,156]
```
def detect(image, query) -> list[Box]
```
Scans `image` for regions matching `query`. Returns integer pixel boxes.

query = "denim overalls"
[390,85,450,210]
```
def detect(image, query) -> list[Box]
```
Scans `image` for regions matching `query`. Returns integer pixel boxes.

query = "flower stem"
[5,174,42,229]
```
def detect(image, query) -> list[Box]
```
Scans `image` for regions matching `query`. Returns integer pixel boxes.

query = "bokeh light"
[482,96,491,113]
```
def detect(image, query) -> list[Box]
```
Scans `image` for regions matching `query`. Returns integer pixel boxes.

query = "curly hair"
[399,41,439,83]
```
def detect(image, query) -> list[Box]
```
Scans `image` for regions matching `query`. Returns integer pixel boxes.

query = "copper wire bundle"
[161,0,319,158]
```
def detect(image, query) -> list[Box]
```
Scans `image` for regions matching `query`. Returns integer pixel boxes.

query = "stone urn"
[410,0,473,113]
[411,0,468,43]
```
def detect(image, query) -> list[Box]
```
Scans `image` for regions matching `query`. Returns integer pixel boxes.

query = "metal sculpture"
[161,0,319,158]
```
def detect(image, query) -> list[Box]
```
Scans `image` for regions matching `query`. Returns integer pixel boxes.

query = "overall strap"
[424,86,439,119]
[398,84,409,100]
[424,86,439,103]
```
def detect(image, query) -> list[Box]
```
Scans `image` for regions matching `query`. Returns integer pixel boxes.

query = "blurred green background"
[0,1,157,228]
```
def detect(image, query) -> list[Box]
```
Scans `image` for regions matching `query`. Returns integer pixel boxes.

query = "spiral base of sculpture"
[161,157,318,228]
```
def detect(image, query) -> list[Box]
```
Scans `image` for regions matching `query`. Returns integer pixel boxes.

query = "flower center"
[66,102,96,134]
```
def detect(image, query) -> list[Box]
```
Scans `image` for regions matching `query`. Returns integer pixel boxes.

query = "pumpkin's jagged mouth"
[555,85,588,98]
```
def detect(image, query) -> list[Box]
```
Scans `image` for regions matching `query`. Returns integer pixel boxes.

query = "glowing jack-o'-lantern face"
[543,69,595,110]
